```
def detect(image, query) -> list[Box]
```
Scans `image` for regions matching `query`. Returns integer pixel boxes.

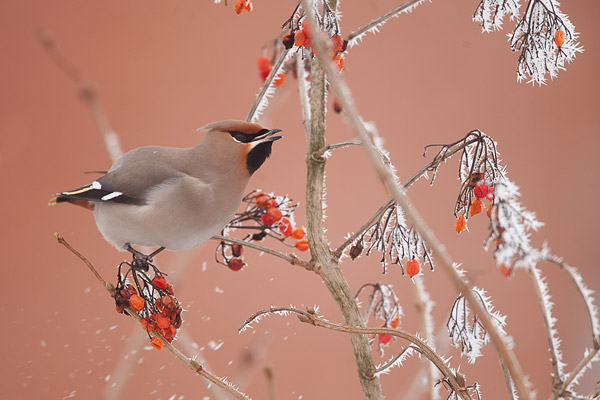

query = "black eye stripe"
[228,129,270,143]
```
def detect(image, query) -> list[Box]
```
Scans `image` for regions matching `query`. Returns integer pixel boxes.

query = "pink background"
[2,0,599,399]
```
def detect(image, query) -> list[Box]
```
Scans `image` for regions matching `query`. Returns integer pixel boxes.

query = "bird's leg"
[124,244,164,271]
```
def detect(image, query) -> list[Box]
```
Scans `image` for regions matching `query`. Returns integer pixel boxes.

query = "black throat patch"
[246,142,274,175]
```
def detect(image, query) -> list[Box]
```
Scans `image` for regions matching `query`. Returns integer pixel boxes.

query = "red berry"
[152,275,167,290]
[260,213,274,226]
[279,218,293,236]
[379,333,392,345]
[474,184,490,199]
[227,258,245,271]
[266,207,283,222]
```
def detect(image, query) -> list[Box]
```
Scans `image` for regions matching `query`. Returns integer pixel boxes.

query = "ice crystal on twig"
[474,0,521,32]
[350,203,433,274]
[447,287,508,363]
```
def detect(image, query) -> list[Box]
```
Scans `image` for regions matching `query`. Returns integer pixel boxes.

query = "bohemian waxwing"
[50,120,282,261]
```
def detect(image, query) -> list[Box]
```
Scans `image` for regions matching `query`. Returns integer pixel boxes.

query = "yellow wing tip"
[48,197,58,206]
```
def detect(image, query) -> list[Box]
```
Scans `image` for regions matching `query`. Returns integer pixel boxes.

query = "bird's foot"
[125,244,165,271]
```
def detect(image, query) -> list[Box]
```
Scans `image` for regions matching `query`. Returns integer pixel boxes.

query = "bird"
[50,120,282,265]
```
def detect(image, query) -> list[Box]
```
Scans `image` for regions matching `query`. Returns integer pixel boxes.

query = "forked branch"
[54,233,252,400]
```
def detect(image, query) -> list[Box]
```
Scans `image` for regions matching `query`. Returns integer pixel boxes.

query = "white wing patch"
[101,191,123,201]
[92,181,102,189]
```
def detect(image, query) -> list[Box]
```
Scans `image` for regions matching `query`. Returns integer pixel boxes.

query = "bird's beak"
[252,129,283,143]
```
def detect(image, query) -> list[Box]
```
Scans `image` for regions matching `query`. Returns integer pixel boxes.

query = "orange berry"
[129,294,145,312]
[244,0,253,11]
[555,30,565,47]
[256,194,272,208]
[455,214,467,233]
[499,264,512,277]
[150,336,164,350]
[266,207,283,222]
[141,317,156,332]
[273,73,286,87]
[233,0,244,14]
[470,199,483,216]
[295,239,309,251]
[291,228,305,240]
[155,313,171,330]
[486,204,493,219]
[390,313,401,328]
[227,258,245,271]
[294,30,307,47]
[406,259,420,278]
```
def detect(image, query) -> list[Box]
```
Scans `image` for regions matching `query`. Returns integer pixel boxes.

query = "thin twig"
[54,233,252,400]
[211,235,315,271]
[373,346,414,374]
[306,11,532,399]
[527,266,562,385]
[239,306,471,400]
[413,277,438,400]
[54,233,112,292]
[246,49,291,123]
[550,347,600,400]
[347,0,427,44]
[313,139,361,160]
[38,29,123,163]
[546,257,600,343]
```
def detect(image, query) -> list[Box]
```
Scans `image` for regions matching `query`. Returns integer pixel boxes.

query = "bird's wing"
[53,146,188,206]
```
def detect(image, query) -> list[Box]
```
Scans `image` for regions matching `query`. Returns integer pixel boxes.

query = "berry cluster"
[217,190,307,271]
[455,180,495,233]
[114,265,182,350]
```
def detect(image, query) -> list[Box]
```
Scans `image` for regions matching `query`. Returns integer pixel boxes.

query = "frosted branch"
[347,0,429,47]
[239,306,472,399]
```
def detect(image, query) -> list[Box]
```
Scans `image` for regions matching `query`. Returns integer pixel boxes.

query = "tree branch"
[54,233,252,400]
[38,29,123,163]
[302,2,384,398]
[211,234,315,272]
[239,306,471,399]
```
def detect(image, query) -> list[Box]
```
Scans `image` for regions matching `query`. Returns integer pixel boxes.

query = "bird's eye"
[229,131,248,143]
